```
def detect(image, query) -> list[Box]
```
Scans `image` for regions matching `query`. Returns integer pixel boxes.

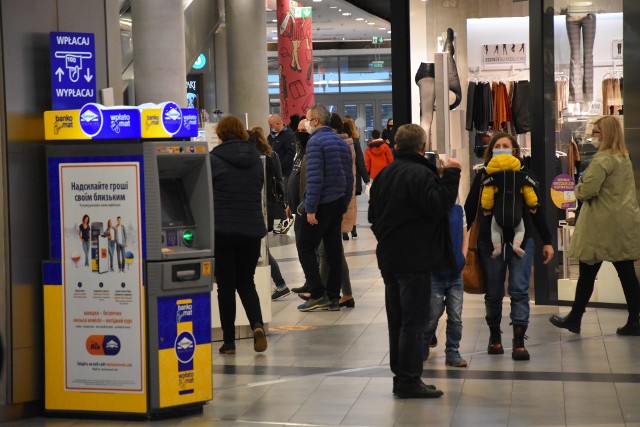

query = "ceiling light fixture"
[355,18,364,21]
[272,19,277,22]
[367,22,375,25]
[379,27,386,30]
[342,12,351,16]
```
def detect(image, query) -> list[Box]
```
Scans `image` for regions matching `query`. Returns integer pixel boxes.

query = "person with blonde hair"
[550,116,640,336]
[343,118,370,239]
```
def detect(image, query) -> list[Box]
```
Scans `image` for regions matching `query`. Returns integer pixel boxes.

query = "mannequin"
[443,28,462,110]
[415,62,436,148]
[566,1,596,105]
[567,1,594,14]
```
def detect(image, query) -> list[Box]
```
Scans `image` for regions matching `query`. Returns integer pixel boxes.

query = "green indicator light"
[183,230,194,246]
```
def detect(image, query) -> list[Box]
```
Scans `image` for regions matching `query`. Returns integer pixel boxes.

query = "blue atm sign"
[50,32,96,110]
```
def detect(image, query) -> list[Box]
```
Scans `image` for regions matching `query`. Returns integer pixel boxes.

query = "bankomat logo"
[79,103,103,137]
[54,114,74,134]
[162,102,182,135]
[86,334,121,356]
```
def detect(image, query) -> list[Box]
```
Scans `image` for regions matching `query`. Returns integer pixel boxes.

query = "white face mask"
[492,148,513,157]
[305,120,317,135]
[591,137,600,148]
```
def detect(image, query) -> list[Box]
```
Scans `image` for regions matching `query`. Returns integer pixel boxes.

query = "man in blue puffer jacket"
[297,104,354,312]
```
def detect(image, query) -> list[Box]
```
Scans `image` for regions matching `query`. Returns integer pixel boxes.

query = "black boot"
[512,325,530,361]
[487,326,504,354]
[616,313,640,336]
[443,28,462,110]
[549,310,583,334]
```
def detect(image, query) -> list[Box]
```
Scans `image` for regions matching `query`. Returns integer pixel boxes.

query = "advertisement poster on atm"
[58,160,145,392]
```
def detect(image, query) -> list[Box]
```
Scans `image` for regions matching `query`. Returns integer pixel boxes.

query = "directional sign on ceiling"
[50,32,96,110]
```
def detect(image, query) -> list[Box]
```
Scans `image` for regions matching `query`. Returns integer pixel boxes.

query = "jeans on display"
[478,238,534,327]
[566,13,596,103]
[269,251,286,290]
[573,260,640,316]
[382,270,431,388]
[296,199,343,301]
[215,233,263,344]
[423,274,464,359]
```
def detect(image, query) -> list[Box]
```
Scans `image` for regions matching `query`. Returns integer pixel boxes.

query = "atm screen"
[160,178,195,227]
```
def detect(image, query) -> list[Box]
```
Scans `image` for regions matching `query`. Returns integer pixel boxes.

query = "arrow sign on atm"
[50,32,96,110]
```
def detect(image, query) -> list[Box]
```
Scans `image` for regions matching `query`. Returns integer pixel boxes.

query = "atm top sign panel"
[50,32,96,110]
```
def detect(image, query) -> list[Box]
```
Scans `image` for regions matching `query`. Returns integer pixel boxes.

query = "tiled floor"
[9,198,640,426]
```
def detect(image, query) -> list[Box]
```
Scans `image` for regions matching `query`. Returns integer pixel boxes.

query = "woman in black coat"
[211,115,268,355]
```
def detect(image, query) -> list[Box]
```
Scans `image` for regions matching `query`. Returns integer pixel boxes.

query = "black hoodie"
[210,139,267,239]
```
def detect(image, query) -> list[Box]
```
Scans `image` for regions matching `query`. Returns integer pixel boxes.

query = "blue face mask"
[492,148,513,157]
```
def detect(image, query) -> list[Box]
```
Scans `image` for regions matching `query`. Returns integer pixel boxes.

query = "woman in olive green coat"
[550,116,640,336]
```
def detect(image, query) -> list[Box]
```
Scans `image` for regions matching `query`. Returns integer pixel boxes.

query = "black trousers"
[296,199,343,300]
[215,233,263,344]
[382,271,431,387]
[573,260,640,315]
[511,80,530,134]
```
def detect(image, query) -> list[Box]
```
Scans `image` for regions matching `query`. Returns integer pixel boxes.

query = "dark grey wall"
[0,0,119,414]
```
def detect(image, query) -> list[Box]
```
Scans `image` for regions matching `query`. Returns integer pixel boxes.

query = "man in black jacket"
[268,114,297,233]
[368,124,461,399]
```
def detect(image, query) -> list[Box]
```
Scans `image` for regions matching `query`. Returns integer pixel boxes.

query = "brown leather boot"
[487,326,504,354]
[512,325,530,361]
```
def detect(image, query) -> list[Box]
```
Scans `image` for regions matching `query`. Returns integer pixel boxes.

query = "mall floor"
[9,198,640,427]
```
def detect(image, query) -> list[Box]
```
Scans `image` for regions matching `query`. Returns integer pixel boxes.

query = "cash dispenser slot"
[173,263,200,282]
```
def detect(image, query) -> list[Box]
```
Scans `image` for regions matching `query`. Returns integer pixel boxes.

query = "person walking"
[343,117,370,239]
[369,123,461,398]
[296,105,353,312]
[211,115,268,354]
[247,127,291,301]
[550,116,640,336]
[268,114,296,233]
[464,132,554,361]
[365,129,394,180]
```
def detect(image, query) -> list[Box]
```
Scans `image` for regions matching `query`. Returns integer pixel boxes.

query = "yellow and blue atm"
[43,102,214,418]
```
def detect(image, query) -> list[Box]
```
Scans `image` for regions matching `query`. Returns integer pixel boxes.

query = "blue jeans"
[82,241,90,266]
[479,238,534,327]
[423,273,463,358]
[382,271,430,388]
[269,250,286,290]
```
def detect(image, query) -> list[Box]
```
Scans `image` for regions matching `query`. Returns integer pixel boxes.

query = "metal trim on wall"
[0,0,8,407]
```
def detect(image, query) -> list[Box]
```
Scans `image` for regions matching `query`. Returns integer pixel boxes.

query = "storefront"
[394,0,628,306]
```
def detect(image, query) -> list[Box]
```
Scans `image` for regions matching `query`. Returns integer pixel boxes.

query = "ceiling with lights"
[265,0,390,42]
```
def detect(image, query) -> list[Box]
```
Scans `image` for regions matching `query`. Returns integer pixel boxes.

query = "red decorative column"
[276,0,314,122]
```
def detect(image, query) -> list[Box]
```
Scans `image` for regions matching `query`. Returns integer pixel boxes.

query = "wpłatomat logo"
[79,103,103,137]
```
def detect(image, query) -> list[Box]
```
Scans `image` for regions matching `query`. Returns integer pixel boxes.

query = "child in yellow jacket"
[482,154,539,258]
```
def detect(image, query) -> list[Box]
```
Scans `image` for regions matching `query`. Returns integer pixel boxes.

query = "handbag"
[463,178,486,294]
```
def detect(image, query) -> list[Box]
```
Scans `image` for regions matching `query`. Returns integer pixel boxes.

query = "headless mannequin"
[567,1,594,15]
[415,63,436,149]
[443,28,462,110]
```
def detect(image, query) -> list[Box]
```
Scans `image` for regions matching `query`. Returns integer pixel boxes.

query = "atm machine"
[43,138,215,418]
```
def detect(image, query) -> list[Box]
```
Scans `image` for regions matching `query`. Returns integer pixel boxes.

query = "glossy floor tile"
[8,198,640,426]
